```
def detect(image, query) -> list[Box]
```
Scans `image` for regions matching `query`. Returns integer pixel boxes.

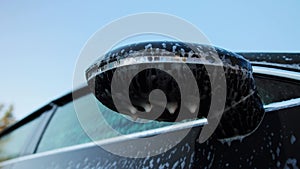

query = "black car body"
[0,52,300,169]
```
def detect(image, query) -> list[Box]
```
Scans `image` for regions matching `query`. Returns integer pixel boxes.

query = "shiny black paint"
[0,52,299,168]
[5,105,300,169]
[86,41,265,139]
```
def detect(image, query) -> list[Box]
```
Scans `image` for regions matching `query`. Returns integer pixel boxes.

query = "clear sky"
[0,0,299,119]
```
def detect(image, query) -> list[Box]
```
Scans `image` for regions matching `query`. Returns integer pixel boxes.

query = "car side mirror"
[86,41,265,140]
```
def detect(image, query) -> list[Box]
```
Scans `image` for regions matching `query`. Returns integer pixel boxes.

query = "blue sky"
[0,0,299,119]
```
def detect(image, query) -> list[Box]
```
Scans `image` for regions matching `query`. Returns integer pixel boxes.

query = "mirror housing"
[86,41,265,139]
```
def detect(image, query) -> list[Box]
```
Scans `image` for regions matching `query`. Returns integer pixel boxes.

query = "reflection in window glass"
[37,93,173,153]
[255,75,300,105]
[0,117,41,162]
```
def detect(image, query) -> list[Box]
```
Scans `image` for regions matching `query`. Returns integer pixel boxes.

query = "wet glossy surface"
[0,48,299,168]
[3,105,299,169]
[86,41,265,139]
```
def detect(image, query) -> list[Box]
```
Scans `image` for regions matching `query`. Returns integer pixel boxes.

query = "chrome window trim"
[253,66,300,112]
[0,118,207,166]
[264,98,300,112]
[253,66,300,81]
[1,65,300,166]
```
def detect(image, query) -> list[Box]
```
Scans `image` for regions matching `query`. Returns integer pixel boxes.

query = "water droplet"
[290,135,296,144]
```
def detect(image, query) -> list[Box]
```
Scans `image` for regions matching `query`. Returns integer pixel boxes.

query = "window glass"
[37,75,300,153]
[37,93,173,153]
[0,117,41,162]
[255,75,300,105]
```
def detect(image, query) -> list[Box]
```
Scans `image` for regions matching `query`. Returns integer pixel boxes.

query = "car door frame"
[1,56,300,168]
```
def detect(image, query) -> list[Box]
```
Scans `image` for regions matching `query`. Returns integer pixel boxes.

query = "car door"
[191,66,300,168]
[6,88,207,169]
[1,65,300,169]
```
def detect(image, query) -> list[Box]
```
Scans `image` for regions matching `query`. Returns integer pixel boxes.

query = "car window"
[36,74,300,153]
[37,93,174,153]
[0,116,42,162]
[254,75,300,105]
